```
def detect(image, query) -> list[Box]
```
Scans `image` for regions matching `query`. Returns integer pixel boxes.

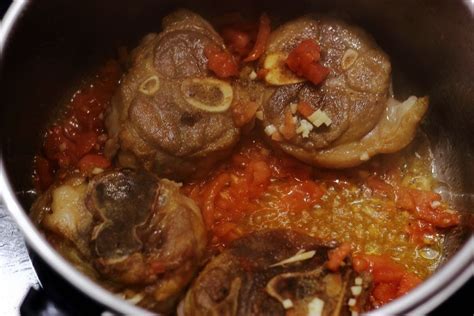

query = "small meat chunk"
[181,230,370,315]
[30,169,207,313]
[105,10,241,180]
[259,16,427,168]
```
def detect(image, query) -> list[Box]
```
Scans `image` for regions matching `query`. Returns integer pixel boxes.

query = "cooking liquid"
[184,134,445,280]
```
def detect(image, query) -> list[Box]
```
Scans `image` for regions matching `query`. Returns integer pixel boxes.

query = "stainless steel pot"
[1,0,472,314]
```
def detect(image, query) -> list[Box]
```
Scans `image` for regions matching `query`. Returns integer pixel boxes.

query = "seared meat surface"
[181,230,370,316]
[30,169,207,313]
[260,17,428,168]
[106,10,241,180]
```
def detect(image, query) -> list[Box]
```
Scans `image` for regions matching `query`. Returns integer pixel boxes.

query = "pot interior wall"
[1,0,473,260]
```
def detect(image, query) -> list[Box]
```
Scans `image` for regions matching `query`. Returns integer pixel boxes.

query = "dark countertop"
[0,203,39,315]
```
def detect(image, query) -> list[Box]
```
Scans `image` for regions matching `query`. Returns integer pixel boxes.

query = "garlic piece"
[359,152,369,161]
[249,70,257,80]
[264,124,278,136]
[341,49,359,70]
[289,103,298,114]
[351,286,362,296]
[296,119,314,138]
[263,52,305,86]
[308,109,332,127]
[282,299,294,309]
[307,297,325,316]
[92,167,104,175]
[270,249,316,267]
[139,75,160,95]
[181,78,233,113]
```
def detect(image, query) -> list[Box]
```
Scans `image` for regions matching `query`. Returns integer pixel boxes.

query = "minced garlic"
[282,299,293,309]
[307,297,325,316]
[264,124,277,136]
[308,109,332,127]
[296,119,313,138]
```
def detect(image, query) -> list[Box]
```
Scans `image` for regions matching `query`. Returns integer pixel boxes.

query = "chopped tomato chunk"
[77,154,111,173]
[280,109,297,140]
[366,176,395,199]
[354,253,422,307]
[327,242,352,271]
[396,188,460,228]
[286,39,330,85]
[204,44,239,78]
[297,101,316,118]
[373,282,399,306]
[406,219,436,245]
[183,138,317,246]
[365,176,460,230]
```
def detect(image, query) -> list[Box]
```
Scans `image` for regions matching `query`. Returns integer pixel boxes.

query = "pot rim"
[0,1,472,315]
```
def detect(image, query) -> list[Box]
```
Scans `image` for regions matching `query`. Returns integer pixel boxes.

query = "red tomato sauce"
[33,60,122,190]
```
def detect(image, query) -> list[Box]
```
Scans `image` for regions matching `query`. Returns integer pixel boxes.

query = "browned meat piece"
[105,10,241,180]
[180,230,371,316]
[30,169,207,313]
[259,17,428,168]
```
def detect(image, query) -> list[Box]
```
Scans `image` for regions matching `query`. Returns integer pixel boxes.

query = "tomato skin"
[204,44,239,78]
[243,13,271,62]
